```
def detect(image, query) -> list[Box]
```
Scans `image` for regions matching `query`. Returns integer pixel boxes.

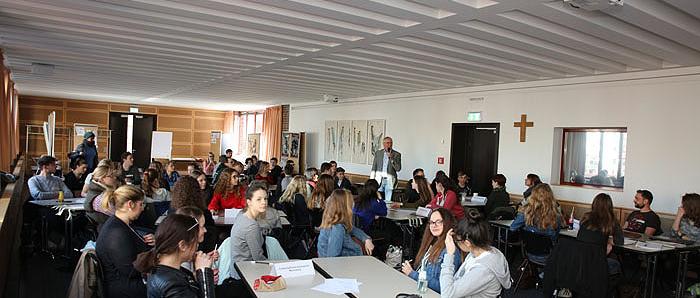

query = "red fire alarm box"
[437,157,444,164]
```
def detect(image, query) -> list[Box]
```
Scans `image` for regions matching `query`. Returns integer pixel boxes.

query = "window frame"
[559,127,628,190]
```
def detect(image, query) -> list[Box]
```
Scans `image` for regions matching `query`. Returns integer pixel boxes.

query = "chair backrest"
[543,237,608,297]
[520,230,554,256]
[488,206,516,220]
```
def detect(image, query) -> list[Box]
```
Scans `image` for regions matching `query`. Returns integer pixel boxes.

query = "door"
[132,115,157,169]
[109,112,157,170]
[449,123,499,196]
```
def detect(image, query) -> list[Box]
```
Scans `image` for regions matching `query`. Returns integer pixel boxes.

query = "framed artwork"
[324,120,338,161]
[337,120,352,163]
[367,119,386,165]
[351,120,368,164]
[247,133,260,157]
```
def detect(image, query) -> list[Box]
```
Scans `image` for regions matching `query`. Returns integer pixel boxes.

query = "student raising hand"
[445,228,456,255]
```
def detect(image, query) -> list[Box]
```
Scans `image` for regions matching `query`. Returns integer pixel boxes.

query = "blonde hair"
[279,176,308,204]
[319,189,354,231]
[91,165,116,183]
[97,159,113,168]
[102,185,145,210]
[523,183,559,230]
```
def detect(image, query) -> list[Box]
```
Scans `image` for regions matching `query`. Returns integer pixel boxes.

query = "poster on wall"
[281,132,300,158]
[367,119,386,165]
[351,120,368,164]
[324,121,338,161]
[337,120,353,163]
[73,123,99,150]
[247,133,260,157]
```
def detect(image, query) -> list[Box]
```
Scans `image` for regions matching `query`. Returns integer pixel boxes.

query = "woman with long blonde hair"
[509,183,561,263]
[278,176,312,226]
[317,189,374,257]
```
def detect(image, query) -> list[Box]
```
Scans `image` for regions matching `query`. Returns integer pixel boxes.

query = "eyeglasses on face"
[429,219,443,226]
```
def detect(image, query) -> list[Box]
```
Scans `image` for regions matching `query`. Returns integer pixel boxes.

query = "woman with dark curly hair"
[171,176,218,252]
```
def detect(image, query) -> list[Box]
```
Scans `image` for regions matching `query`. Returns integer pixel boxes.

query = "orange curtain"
[1,49,19,171]
[261,106,282,161]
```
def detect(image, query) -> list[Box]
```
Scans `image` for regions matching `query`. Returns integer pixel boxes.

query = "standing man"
[69,131,98,173]
[370,136,401,201]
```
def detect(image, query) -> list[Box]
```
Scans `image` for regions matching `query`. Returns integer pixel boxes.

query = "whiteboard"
[151,131,173,160]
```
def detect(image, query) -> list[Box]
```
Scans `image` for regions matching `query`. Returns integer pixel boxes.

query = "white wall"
[289,67,700,214]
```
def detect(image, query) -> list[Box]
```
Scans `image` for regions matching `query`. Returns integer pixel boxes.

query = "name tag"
[416,207,431,217]
[225,208,242,219]
[270,260,315,278]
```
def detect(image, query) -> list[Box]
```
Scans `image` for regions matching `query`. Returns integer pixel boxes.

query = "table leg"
[63,213,74,256]
[643,255,658,298]
[676,251,689,298]
[504,227,509,259]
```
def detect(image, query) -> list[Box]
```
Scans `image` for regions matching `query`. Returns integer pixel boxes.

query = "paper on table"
[225,208,243,218]
[311,278,361,295]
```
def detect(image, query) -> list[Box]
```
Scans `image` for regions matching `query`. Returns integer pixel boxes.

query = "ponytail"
[103,185,145,211]
[133,248,158,273]
[133,214,199,273]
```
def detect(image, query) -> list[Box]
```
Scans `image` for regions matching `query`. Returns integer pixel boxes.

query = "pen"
[254,261,271,264]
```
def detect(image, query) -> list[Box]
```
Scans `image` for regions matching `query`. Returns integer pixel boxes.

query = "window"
[232,111,263,156]
[560,128,627,188]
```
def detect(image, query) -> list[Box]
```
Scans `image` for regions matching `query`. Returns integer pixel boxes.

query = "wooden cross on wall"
[513,114,534,142]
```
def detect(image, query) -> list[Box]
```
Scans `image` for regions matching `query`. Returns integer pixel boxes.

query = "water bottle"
[417,270,428,295]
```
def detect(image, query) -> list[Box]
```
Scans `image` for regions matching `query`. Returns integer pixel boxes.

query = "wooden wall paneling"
[139,106,158,114]
[64,110,109,127]
[194,118,224,131]
[192,144,210,157]
[193,131,210,144]
[65,101,109,110]
[171,144,192,157]
[19,96,64,108]
[170,130,192,143]
[158,108,193,116]
[19,107,64,124]
[158,116,193,130]
[109,104,130,112]
[195,110,226,118]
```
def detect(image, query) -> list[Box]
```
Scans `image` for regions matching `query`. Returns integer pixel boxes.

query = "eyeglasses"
[187,217,200,231]
[428,219,443,226]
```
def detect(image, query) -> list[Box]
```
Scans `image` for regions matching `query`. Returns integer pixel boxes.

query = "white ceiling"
[1,0,700,110]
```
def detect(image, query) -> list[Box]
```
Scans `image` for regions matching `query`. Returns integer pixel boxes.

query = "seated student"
[208,168,246,214]
[317,189,375,257]
[401,208,462,293]
[428,175,465,220]
[230,182,269,279]
[672,193,700,242]
[269,157,283,185]
[254,161,275,186]
[118,152,141,185]
[430,170,447,196]
[186,163,199,176]
[171,176,218,253]
[334,167,353,191]
[163,160,180,190]
[455,171,471,197]
[134,214,216,298]
[142,168,171,204]
[305,167,319,193]
[329,160,338,177]
[202,152,217,176]
[440,209,512,297]
[211,155,230,185]
[84,165,120,227]
[404,168,426,200]
[82,159,114,197]
[278,176,312,226]
[96,185,155,298]
[149,160,171,191]
[509,183,561,264]
[319,162,332,176]
[484,174,510,218]
[522,173,542,201]
[623,189,662,236]
[280,164,294,191]
[28,155,74,200]
[243,158,258,177]
[192,170,214,207]
[577,193,624,274]
[353,180,388,232]
[309,174,335,227]
[401,176,433,209]
[64,157,88,196]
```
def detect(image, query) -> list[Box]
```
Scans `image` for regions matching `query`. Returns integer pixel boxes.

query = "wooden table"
[313,256,440,298]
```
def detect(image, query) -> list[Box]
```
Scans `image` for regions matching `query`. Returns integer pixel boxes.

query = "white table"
[28,197,85,207]
[462,200,486,207]
[313,256,440,298]
[29,198,86,256]
[235,260,339,298]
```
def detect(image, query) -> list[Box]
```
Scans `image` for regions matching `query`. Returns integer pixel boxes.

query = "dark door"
[108,112,157,170]
[449,123,499,196]
[132,114,156,169]
[109,112,128,164]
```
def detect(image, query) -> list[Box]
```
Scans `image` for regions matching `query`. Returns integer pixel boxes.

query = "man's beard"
[634,202,644,209]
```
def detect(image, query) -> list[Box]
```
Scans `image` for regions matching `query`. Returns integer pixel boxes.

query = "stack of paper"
[311,278,361,295]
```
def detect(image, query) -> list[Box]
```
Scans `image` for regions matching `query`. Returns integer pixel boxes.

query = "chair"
[513,230,554,293]
[543,237,609,298]
[67,248,105,298]
[488,206,516,220]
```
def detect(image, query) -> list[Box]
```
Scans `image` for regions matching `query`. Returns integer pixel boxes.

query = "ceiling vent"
[31,63,55,75]
[563,0,623,10]
[322,94,340,103]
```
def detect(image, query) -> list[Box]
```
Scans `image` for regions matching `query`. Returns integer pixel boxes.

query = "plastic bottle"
[417,270,428,294]
[58,190,64,203]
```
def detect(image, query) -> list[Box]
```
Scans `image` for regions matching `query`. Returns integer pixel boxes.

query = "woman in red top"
[208,168,246,214]
[428,175,465,220]
[254,161,275,186]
